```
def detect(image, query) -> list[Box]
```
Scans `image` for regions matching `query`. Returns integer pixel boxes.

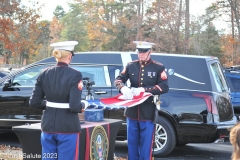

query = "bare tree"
[136,0,143,40]
[185,0,190,54]
[176,0,183,53]
[156,0,161,52]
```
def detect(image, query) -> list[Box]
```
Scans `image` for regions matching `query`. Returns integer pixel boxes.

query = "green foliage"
[201,25,223,57]
[60,4,89,52]
[53,5,66,20]
[1,0,239,65]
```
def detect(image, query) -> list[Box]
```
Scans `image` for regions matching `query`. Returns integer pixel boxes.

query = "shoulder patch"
[78,80,83,90]
[161,71,167,80]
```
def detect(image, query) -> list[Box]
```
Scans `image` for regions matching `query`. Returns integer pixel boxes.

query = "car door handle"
[94,91,107,94]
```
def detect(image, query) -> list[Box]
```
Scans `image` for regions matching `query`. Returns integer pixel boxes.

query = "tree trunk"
[228,0,240,65]
[176,0,182,53]
[156,0,161,52]
[136,0,142,40]
[185,0,190,54]
[231,9,235,65]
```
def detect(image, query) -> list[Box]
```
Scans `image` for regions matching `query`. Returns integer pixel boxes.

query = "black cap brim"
[137,48,151,53]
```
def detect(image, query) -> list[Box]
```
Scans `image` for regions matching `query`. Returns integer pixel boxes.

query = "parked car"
[0,72,6,78]
[0,52,237,157]
[0,67,18,79]
[224,65,240,120]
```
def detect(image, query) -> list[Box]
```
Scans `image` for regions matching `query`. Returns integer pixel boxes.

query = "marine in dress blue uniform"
[114,41,169,160]
[29,41,88,160]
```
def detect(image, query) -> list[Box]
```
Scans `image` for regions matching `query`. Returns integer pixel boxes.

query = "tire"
[153,116,176,157]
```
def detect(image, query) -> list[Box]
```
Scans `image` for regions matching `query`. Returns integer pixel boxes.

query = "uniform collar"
[56,62,68,67]
[140,59,152,65]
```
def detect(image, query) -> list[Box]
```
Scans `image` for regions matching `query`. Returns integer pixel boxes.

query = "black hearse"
[0,52,237,156]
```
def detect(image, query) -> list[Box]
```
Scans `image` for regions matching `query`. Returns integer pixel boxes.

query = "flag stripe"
[86,92,153,110]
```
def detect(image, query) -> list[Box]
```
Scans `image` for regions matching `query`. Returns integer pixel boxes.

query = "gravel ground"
[0,145,127,160]
[0,145,22,160]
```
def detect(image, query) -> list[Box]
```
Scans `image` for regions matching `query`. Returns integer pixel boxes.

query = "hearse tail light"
[192,94,218,115]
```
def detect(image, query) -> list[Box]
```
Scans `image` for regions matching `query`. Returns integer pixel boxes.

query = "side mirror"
[4,80,10,87]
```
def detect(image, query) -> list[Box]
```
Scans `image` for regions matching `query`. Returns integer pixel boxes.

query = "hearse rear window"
[210,62,229,92]
[131,54,211,91]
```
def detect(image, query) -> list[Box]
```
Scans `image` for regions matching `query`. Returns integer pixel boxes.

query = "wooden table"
[12,119,122,160]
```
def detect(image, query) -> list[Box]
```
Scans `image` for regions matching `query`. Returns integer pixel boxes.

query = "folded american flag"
[87,92,152,110]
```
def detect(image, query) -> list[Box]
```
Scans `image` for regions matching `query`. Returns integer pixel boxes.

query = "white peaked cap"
[50,41,78,51]
[133,41,155,49]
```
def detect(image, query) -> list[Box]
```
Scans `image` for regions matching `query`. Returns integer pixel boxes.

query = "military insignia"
[161,71,167,80]
[121,67,126,74]
[78,80,83,90]
[139,41,142,45]
[90,126,109,160]
[148,72,152,76]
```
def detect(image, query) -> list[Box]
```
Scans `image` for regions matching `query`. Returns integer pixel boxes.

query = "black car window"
[108,66,123,85]
[12,65,49,86]
[71,66,109,86]
[228,77,240,92]
[226,77,235,92]
[210,62,229,92]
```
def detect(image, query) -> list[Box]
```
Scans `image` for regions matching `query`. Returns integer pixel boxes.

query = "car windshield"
[210,62,229,92]
[15,73,36,80]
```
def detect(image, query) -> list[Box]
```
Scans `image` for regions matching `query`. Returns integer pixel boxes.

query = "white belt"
[46,101,70,109]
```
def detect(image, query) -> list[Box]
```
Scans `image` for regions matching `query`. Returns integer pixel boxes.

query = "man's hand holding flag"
[85,87,155,110]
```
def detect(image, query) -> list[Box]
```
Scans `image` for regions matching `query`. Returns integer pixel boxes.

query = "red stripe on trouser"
[85,128,90,160]
[149,127,155,160]
[75,133,80,160]
[127,118,154,160]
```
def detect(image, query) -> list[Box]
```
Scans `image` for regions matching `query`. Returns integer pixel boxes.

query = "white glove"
[131,87,145,96]
[154,95,161,110]
[120,86,133,100]
[81,100,89,110]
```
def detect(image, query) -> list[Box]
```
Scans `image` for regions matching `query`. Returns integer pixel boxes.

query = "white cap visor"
[50,41,78,51]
